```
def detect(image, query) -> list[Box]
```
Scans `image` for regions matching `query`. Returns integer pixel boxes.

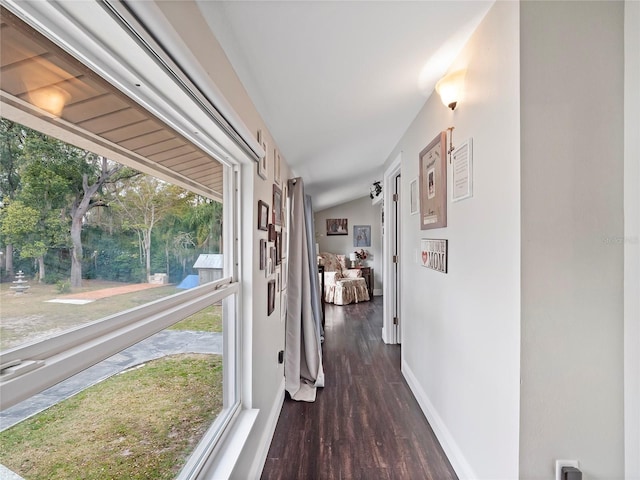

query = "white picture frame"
[451,138,473,202]
[274,148,281,185]
[410,177,419,215]
[257,129,267,180]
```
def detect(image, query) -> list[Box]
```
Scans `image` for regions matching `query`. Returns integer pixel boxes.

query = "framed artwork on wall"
[410,177,419,215]
[353,225,371,247]
[451,138,473,202]
[419,131,447,229]
[420,238,448,273]
[272,184,282,226]
[267,279,276,316]
[259,239,267,270]
[326,218,348,235]
[257,129,267,180]
[258,200,269,231]
[274,148,281,185]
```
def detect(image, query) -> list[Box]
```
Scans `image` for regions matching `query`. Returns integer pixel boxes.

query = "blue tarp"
[177,274,199,289]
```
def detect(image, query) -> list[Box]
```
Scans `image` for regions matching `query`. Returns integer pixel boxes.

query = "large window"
[0,122,240,479]
[0,1,255,474]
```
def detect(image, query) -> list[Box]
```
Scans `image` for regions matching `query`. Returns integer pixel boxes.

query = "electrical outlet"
[555,460,579,480]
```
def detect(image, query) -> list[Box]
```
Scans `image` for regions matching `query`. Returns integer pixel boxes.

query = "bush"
[55,280,71,294]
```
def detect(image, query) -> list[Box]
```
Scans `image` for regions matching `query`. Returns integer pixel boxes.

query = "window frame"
[0,1,257,477]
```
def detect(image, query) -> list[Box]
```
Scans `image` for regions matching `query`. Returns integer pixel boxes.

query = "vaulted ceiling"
[1,1,494,211]
[195,1,493,210]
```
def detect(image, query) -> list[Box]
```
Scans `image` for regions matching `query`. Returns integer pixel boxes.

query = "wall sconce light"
[435,70,466,110]
[446,126,455,163]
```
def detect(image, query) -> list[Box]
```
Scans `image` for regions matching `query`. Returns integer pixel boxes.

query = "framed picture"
[419,131,447,230]
[257,129,267,180]
[410,177,419,215]
[269,246,276,275]
[259,239,267,270]
[420,238,448,273]
[274,148,281,185]
[276,231,283,265]
[267,279,276,316]
[258,200,269,231]
[326,218,348,235]
[451,138,473,202]
[268,223,277,242]
[353,225,371,247]
[272,184,282,226]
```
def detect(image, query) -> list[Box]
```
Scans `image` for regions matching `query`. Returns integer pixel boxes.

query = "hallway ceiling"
[195,0,493,210]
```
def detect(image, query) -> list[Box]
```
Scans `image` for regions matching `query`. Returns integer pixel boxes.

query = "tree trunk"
[70,215,83,287]
[37,255,45,282]
[5,244,13,279]
[144,230,151,282]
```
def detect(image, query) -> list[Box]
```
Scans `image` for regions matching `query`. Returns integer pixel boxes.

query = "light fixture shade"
[435,69,466,110]
[349,253,357,262]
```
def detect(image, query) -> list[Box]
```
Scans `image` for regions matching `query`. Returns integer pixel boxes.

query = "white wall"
[383,2,521,478]
[315,196,383,294]
[624,2,640,478]
[519,2,625,479]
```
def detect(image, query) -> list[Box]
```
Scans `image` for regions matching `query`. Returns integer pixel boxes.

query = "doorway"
[382,153,401,344]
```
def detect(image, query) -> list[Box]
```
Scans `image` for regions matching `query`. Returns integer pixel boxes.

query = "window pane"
[0,120,224,352]
[0,303,226,479]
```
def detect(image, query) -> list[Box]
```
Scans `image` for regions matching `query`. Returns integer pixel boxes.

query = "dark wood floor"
[261,297,457,480]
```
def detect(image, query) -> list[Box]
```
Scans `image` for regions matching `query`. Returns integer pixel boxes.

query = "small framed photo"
[257,129,267,180]
[274,148,281,185]
[353,225,371,247]
[268,223,277,242]
[410,177,419,215]
[269,246,276,275]
[259,239,267,270]
[272,184,282,226]
[326,218,348,235]
[276,231,282,265]
[258,200,269,231]
[267,279,276,316]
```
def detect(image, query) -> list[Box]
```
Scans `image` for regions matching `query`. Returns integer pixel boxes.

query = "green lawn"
[0,281,221,350]
[0,354,223,480]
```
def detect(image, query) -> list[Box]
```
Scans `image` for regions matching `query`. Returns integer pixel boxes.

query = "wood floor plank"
[260,297,458,480]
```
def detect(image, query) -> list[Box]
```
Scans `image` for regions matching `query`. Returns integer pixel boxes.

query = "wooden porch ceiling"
[0,8,223,199]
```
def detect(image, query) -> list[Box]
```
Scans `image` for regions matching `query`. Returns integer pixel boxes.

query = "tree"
[186,198,223,253]
[0,119,26,278]
[113,177,181,281]
[67,155,135,287]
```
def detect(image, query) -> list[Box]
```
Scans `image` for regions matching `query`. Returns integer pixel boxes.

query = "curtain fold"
[285,178,324,402]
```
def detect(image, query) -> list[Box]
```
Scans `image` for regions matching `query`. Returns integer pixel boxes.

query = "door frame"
[382,153,401,344]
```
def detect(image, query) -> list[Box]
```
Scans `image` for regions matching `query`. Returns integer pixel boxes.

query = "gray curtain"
[285,178,324,402]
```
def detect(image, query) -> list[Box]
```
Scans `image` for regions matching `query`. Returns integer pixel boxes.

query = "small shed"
[193,254,224,284]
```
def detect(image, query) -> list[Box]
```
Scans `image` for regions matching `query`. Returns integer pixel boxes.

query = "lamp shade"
[349,253,357,262]
[435,69,466,110]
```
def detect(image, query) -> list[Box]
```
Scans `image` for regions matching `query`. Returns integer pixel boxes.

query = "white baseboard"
[373,288,382,296]
[401,360,477,480]
[247,377,285,479]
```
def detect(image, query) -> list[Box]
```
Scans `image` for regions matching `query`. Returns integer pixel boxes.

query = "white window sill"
[197,409,259,480]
